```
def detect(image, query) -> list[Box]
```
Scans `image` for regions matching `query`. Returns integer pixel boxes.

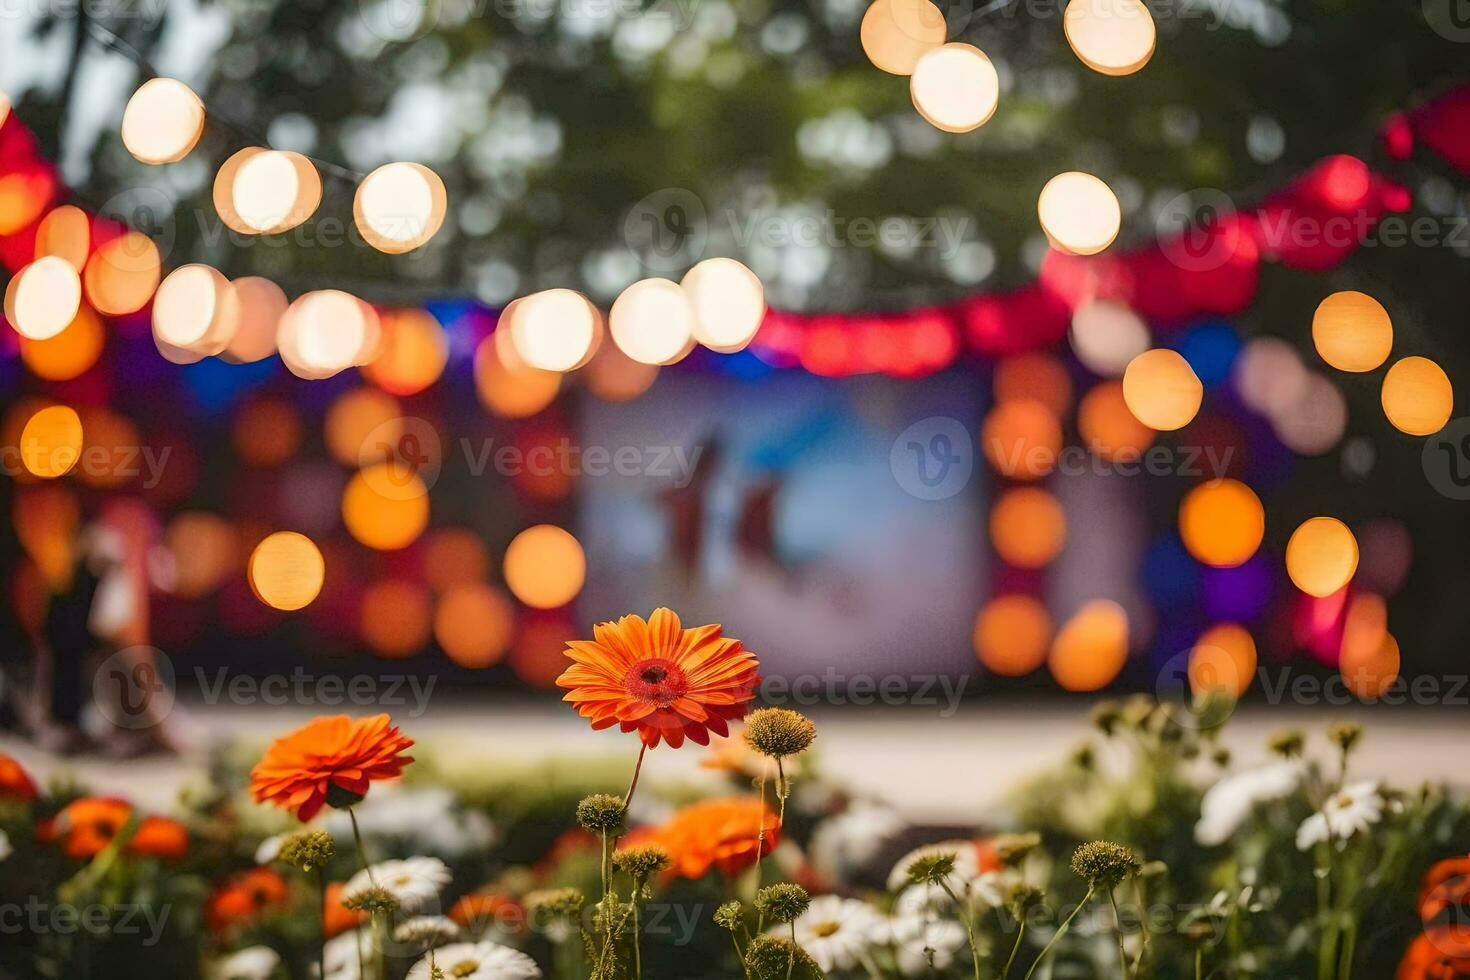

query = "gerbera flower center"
[449,961,480,977]
[624,658,689,704]
[811,920,842,938]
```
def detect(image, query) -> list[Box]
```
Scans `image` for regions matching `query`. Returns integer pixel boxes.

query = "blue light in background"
[1176,320,1241,387]
[180,356,278,414]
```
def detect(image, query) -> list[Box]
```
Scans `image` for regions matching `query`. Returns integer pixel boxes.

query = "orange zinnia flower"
[450,891,523,934]
[49,798,132,859]
[206,867,291,935]
[249,714,415,821]
[556,608,761,748]
[1422,855,1470,925]
[0,753,38,801]
[654,797,779,879]
[323,882,368,939]
[1398,926,1470,980]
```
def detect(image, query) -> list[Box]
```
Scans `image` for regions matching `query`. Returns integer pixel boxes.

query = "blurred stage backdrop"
[1,0,1469,705]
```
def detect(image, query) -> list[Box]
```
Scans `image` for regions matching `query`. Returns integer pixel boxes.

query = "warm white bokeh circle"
[509,289,599,373]
[910,43,1000,134]
[4,257,83,341]
[153,264,234,353]
[121,78,206,164]
[231,150,321,234]
[1038,171,1122,256]
[1063,0,1157,76]
[354,162,448,254]
[681,258,766,353]
[609,278,696,365]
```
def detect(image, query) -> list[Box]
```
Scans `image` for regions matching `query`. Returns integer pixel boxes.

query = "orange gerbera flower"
[49,798,132,859]
[322,882,368,939]
[206,867,291,935]
[1398,926,1470,980]
[129,816,189,860]
[249,714,415,821]
[1422,855,1470,924]
[556,608,761,748]
[450,891,523,934]
[654,797,779,879]
[0,753,38,801]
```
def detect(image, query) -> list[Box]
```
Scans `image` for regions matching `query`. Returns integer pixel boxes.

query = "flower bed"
[2,611,1469,979]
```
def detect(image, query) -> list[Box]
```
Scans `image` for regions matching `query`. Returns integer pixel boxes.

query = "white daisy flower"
[1296,781,1385,851]
[882,913,968,976]
[344,857,452,913]
[1195,762,1302,846]
[809,802,905,885]
[0,829,12,862]
[766,895,883,974]
[394,915,460,947]
[318,930,366,980]
[210,946,281,980]
[405,941,541,980]
[254,834,285,865]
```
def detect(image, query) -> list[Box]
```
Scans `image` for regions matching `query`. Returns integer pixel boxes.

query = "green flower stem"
[938,880,982,980]
[1107,888,1132,980]
[1002,920,1027,979]
[1315,843,1336,980]
[623,743,648,816]
[1195,946,1203,980]
[732,932,750,980]
[317,866,329,980]
[1024,885,1095,980]
[786,921,797,980]
[347,808,377,886]
[633,896,643,980]
[755,771,770,901]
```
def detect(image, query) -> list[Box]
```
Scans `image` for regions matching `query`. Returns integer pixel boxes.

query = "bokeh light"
[120,78,205,164]
[990,487,1066,568]
[76,408,141,489]
[435,583,515,668]
[83,231,161,316]
[5,256,82,340]
[221,277,287,363]
[981,398,1061,480]
[503,524,586,609]
[1340,631,1400,700]
[1070,300,1151,377]
[1063,0,1157,76]
[1312,290,1392,372]
[610,278,696,365]
[153,264,234,353]
[973,594,1052,677]
[1049,599,1129,691]
[1340,591,1388,663]
[1188,623,1257,699]
[1037,172,1121,256]
[995,352,1072,417]
[474,333,562,418]
[1234,336,1307,418]
[341,464,430,551]
[165,512,238,598]
[910,43,1000,133]
[34,206,91,269]
[860,0,946,75]
[1274,371,1347,455]
[249,531,325,611]
[360,579,433,658]
[278,290,379,380]
[362,309,449,394]
[20,304,104,380]
[583,340,659,402]
[1380,355,1453,436]
[234,398,303,467]
[231,149,321,234]
[1179,478,1265,568]
[509,289,599,372]
[1078,381,1156,459]
[423,527,490,592]
[681,257,766,353]
[1285,517,1359,598]
[20,405,83,478]
[326,388,402,466]
[354,162,448,254]
[1122,348,1203,431]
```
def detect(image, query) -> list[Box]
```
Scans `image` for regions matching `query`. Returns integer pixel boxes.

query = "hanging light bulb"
[354,162,448,254]
[121,78,206,164]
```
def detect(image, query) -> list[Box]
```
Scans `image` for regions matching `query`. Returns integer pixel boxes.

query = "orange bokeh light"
[360,579,433,658]
[83,231,161,316]
[981,398,1061,481]
[435,583,515,668]
[1078,380,1156,460]
[342,465,430,551]
[20,404,83,479]
[503,524,586,609]
[1178,478,1265,569]
[362,309,449,396]
[973,594,1052,677]
[248,531,325,611]
[1340,632,1400,700]
[474,334,562,419]
[1188,623,1257,699]
[1048,600,1129,691]
[990,487,1066,569]
[995,352,1073,417]
[233,398,303,468]
[422,527,491,593]
[1285,517,1359,598]
[20,304,104,380]
[325,388,402,467]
